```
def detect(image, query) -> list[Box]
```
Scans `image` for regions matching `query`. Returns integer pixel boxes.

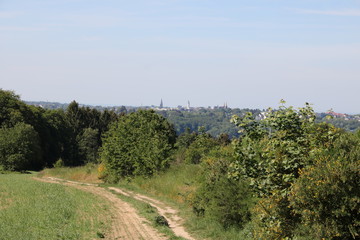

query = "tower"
[160,99,163,108]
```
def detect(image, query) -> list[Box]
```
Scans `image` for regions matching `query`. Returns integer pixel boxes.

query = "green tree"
[184,129,218,164]
[63,101,118,166]
[0,89,29,127]
[230,102,341,239]
[100,110,176,182]
[0,123,41,171]
[175,128,198,150]
[77,128,99,163]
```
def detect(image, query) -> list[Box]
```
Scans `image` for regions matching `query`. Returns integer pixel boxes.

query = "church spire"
[160,99,163,108]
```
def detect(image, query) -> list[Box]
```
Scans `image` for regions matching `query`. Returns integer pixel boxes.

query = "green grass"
[127,164,201,204]
[0,173,110,240]
[42,163,254,239]
[39,163,101,183]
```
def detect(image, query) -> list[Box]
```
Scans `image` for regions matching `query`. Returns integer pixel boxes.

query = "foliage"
[0,89,30,128]
[175,128,198,150]
[77,128,100,163]
[100,110,176,182]
[317,113,360,132]
[290,133,360,239]
[113,162,255,240]
[192,146,254,229]
[184,130,219,164]
[158,108,262,138]
[53,158,65,168]
[0,123,41,171]
[63,101,119,166]
[0,89,120,170]
[230,102,342,239]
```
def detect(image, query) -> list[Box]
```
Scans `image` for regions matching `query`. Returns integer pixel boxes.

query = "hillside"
[26,101,360,137]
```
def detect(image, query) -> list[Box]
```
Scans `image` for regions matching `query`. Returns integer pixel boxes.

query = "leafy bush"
[192,146,254,229]
[53,158,65,168]
[100,110,176,182]
[230,102,342,239]
[290,133,360,239]
[184,132,218,164]
[175,128,197,150]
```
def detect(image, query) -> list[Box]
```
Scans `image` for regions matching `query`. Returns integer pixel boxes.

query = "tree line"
[1,89,359,239]
[0,89,118,171]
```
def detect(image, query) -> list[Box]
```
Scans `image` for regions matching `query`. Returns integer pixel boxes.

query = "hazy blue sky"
[1,0,359,113]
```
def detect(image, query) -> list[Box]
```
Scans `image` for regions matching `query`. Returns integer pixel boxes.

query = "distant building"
[256,112,267,120]
[160,99,163,108]
[326,111,347,118]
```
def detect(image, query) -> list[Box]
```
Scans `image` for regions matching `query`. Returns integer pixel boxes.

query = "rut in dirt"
[35,177,195,240]
[35,177,168,240]
[108,187,195,240]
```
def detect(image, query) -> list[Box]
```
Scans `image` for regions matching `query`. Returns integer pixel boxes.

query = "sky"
[1,0,360,113]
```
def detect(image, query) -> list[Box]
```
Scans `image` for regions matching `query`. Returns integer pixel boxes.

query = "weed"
[154,215,169,227]
[96,232,105,238]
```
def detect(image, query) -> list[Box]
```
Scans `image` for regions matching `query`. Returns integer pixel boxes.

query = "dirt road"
[35,177,194,240]
[108,187,195,240]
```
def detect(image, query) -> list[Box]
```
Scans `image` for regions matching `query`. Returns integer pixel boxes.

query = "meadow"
[0,173,110,240]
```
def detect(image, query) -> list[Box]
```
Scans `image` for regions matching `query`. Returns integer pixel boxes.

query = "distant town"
[26,100,231,113]
[26,100,360,121]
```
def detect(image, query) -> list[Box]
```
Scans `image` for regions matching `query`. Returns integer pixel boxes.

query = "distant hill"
[26,101,69,110]
[26,101,360,137]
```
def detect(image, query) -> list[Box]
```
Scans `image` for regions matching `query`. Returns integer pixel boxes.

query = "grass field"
[0,173,110,240]
[42,164,253,240]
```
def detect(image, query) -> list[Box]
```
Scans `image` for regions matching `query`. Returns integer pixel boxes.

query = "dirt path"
[35,177,168,240]
[108,187,195,240]
[35,177,195,240]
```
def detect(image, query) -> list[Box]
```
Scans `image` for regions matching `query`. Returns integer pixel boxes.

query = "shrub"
[192,146,254,228]
[290,133,360,239]
[154,215,169,227]
[184,132,218,164]
[230,102,342,239]
[100,110,176,182]
[53,158,64,168]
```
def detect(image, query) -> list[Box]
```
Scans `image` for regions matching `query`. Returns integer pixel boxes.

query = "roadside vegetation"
[2,88,360,240]
[0,173,110,240]
[39,163,101,183]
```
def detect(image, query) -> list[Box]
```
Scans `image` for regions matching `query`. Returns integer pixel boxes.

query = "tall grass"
[127,164,201,204]
[118,164,253,240]
[0,173,110,240]
[39,163,101,183]
[42,163,253,239]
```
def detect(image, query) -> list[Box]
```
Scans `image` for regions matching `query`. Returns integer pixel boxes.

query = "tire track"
[108,187,195,240]
[34,177,167,240]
